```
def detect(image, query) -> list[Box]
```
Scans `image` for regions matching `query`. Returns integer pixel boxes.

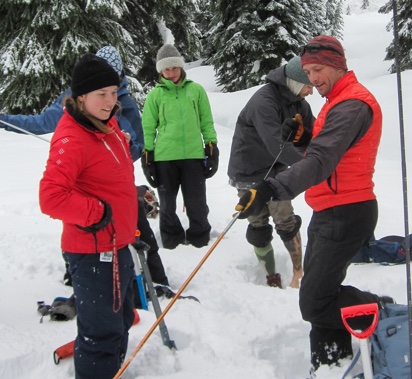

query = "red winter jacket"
[39,109,137,253]
[305,72,382,211]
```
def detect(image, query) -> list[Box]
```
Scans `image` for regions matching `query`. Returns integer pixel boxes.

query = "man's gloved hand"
[281,114,304,142]
[77,199,113,233]
[204,142,219,179]
[141,150,159,188]
[235,180,276,219]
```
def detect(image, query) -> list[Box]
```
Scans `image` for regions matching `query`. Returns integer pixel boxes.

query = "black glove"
[281,114,304,143]
[141,150,159,188]
[77,199,113,233]
[235,180,276,219]
[204,142,219,179]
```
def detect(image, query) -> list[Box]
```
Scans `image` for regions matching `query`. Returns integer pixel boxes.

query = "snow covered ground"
[1,4,412,379]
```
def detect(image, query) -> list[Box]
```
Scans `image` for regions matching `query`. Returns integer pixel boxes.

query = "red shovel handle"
[341,303,379,339]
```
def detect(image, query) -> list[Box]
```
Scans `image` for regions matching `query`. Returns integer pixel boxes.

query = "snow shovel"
[341,303,379,379]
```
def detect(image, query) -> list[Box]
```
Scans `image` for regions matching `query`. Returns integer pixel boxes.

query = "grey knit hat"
[96,46,123,76]
[284,56,312,86]
[156,44,185,73]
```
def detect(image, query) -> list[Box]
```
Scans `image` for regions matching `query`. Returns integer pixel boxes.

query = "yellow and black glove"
[235,180,276,219]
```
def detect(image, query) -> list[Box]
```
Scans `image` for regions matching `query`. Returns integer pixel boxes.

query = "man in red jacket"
[235,36,392,374]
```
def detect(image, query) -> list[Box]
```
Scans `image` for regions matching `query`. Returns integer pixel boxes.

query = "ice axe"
[113,212,240,379]
[264,113,302,180]
[341,303,379,379]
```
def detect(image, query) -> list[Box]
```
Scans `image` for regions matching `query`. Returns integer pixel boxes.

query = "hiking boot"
[266,273,282,288]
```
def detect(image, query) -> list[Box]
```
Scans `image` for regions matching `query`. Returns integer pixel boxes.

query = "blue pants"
[64,246,135,379]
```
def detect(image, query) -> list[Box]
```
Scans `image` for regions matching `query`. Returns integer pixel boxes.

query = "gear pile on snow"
[37,295,77,323]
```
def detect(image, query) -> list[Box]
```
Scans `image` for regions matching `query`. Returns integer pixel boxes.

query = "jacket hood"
[116,75,129,97]
[266,66,303,103]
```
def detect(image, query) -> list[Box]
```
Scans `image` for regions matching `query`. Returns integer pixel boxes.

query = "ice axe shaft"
[113,212,240,379]
[264,113,301,180]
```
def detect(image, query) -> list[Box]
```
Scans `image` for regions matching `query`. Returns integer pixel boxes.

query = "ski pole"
[0,119,51,143]
[341,303,379,379]
[391,0,412,372]
[113,212,240,379]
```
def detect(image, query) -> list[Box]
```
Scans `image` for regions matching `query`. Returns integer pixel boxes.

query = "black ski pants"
[156,159,211,249]
[299,200,380,367]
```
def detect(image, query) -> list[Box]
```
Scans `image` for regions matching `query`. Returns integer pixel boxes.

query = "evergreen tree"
[379,0,412,73]
[0,0,137,114]
[193,0,214,60]
[361,0,370,10]
[300,1,328,40]
[117,0,203,106]
[206,0,313,92]
[325,0,344,39]
[160,0,203,62]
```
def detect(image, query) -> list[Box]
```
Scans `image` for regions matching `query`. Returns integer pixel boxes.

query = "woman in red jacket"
[39,54,138,379]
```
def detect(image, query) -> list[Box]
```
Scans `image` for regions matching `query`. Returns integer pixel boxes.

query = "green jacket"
[142,76,217,161]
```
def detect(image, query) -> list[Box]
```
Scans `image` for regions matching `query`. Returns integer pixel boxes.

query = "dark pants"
[299,200,379,369]
[137,197,168,285]
[156,159,211,249]
[64,246,135,379]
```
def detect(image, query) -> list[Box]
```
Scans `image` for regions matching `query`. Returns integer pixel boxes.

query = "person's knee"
[299,285,318,322]
[246,224,273,247]
[277,215,302,242]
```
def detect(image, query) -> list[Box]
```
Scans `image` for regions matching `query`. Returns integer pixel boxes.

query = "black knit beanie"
[71,54,120,98]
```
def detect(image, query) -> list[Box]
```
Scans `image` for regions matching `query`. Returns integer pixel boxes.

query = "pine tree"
[160,0,203,63]
[0,0,137,114]
[325,0,344,39]
[361,0,369,10]
[206,0,314,92]
[300,1,328,40]
[193,0,214,60]
[379,0,412,73]
[112,0,203,106]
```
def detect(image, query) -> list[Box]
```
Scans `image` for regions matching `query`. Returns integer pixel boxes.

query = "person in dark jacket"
[40,53,137,379]
[141,44,218,249]
[228,56,315,289]
[0,46,169,288]
[235,36,392,374]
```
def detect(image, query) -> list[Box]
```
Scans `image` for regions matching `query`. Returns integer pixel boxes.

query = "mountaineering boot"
[283,231,303,288]
[266,273,282,288]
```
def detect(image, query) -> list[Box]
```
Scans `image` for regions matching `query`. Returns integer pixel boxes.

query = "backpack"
[371,303,411,378]
[352,235,411,264]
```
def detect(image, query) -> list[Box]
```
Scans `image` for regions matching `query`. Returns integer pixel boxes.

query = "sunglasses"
[300,43,343,57]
